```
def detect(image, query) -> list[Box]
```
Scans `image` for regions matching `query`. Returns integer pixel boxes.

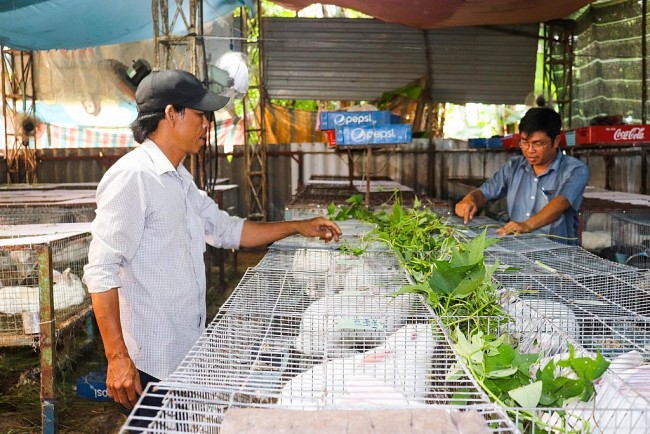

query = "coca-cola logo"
[613,127,645,141]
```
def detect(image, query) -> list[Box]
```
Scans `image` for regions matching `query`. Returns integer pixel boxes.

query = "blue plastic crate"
[468,138,487,148]
[76,369,111,402]
[487,137,503,149]
[469,137,502,149]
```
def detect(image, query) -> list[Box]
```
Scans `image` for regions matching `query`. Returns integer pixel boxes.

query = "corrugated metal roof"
[426,25,539,104]
[264,18,427,101]
[263,18,538,104]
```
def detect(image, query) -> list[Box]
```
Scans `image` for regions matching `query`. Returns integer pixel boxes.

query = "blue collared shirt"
[83,140,245,380]
[479,151,588,244]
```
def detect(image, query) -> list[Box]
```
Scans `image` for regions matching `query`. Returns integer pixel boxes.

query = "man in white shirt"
[83,69,341,424]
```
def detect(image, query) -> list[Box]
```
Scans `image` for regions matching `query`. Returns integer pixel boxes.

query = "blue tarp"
[0,0,253,50]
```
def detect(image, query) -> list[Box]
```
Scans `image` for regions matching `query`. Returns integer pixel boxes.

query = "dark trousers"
[117,369,165,433]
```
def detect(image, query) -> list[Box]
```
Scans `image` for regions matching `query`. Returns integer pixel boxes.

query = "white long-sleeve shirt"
[83,139,244,380]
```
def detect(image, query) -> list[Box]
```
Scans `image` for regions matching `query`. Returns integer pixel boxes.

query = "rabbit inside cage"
[0,231,91,341]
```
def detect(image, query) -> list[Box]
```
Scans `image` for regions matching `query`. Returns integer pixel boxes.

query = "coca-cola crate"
[574,125,649,145]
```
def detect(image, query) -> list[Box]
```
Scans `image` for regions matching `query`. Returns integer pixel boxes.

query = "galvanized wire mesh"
[527,246,635,276]
[122,263,519,433]
[123,216,650,433]
[257,248,402,278]
[611,213,650,269]
[0,231,92,346]
[494,271,650,359]
[0,205,96,225]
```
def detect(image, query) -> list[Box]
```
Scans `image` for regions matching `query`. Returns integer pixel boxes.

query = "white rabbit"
[557,365,650,434]
[294,289,415,357]
[499,290,579,355]
[52,268,87,309]
[52,237,90,264]
[9,249,36,281]
[0,268,86,314]
[581,230,612,251]
[278,323,438,409]
[330,256,377,291]
[292,249,331,273]
[0,285,39,314]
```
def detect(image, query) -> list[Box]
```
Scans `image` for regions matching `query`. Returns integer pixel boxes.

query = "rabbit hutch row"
[0,187,96,432]
[120,195,650,434]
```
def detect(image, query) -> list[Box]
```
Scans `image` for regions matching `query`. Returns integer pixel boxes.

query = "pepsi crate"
[336,124,412,146]
[76,369,111,402]
[319,110,393,131]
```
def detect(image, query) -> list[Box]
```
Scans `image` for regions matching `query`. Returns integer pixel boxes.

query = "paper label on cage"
[335,317,384,331]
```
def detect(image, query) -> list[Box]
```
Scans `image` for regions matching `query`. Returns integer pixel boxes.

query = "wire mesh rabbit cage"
[121,262,519,434]
[0,188,96,225]
[0,225,92,432]
[0,227,92,346]
[121,218,650,433]
[610,213,650,269]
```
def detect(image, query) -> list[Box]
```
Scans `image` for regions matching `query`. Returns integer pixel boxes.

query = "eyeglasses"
[519,139,551,150]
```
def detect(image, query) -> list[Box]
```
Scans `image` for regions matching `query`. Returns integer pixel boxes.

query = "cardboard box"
[336,124,412,146]
[574,125,649,145]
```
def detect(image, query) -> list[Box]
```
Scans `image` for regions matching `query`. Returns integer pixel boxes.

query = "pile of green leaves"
[328,194,610,431]
[329,196,504,335]
[395,230,504,334]
[453,328,610,432]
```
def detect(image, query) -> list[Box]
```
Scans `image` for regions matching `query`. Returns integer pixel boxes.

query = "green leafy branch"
[453,328,610,433]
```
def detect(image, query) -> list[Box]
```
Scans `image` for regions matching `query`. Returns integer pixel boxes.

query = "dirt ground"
[0,249,265,434]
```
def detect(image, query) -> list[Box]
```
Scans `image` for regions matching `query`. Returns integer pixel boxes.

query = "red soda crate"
[501,134,519,149]
[325,130,336,148]
[574,125,650,145]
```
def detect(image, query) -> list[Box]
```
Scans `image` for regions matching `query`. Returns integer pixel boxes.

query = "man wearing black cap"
[83,69,341,424]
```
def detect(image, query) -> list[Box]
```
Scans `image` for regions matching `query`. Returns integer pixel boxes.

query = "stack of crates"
[318,110,412,147]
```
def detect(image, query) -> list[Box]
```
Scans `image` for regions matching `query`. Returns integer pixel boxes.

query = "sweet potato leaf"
[508,381,543,408]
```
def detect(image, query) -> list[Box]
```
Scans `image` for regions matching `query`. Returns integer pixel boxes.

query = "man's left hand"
[497,220,533,236]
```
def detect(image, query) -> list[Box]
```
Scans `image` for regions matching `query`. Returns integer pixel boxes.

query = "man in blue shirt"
[455,107,589,244]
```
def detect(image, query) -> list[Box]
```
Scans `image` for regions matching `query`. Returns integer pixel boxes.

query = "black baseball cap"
[135,69,229,113]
